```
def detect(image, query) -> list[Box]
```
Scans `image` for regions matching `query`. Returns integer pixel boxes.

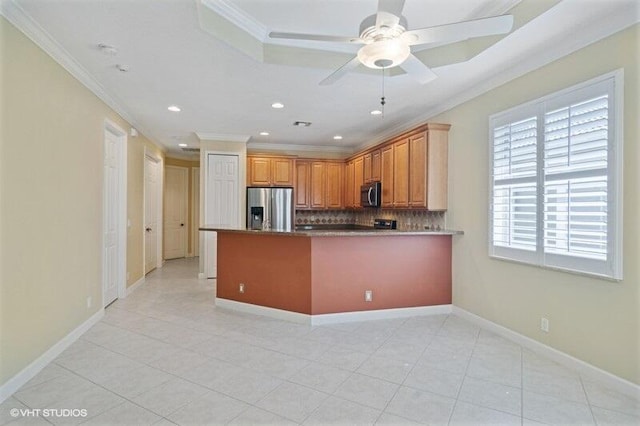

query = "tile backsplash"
[295,209,446,230]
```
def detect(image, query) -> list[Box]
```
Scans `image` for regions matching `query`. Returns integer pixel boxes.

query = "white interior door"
[103,128,121,306]
[144,155,160,274]
[192,167,200,257]
[205,154,239,278]
[164,166,188,260]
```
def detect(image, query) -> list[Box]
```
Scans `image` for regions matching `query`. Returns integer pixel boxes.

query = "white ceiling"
[2,0,638,158]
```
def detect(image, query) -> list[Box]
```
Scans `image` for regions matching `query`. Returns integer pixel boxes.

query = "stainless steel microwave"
[360,181,381,207]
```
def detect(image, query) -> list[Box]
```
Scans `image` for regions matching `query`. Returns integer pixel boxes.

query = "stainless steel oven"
[360,181,381,207]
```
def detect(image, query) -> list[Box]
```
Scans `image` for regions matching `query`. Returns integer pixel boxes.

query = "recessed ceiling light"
[259,131,270,136]
[167,105,181,112]
[370,109,383,115]
[293,121,311,127]
[333,135,343,140]
[178,143,188,147]
[271,102,284,109]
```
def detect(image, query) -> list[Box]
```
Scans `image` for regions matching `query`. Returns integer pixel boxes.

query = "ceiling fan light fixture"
[357,38,410,69]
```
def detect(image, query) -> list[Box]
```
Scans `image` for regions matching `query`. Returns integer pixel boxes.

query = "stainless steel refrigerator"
[246,187,294,231]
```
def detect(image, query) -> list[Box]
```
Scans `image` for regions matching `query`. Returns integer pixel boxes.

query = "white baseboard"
[215,298,452,326]
[126,276,145,297]
[452,306,640,400]
[311,304,452,325]
[215,298,310,324]
[0,309,104,403]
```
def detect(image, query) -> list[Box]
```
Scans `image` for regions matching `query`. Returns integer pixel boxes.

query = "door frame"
[143,147,163,274]
[103,119,127,304]
[191,166,200,258]
[164,165,189,259]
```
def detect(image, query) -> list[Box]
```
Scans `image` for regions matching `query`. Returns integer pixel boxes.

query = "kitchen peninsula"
[201,226,462,324]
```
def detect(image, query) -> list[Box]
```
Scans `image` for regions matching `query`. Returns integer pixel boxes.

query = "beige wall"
[0,16,163,385]
[433,25,639,384]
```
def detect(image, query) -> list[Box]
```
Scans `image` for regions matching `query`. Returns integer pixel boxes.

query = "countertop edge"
[199,227,464,237]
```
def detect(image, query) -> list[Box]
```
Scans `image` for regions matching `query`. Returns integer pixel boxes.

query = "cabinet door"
[427,129,449,210]
[371,149,381,182]
[344,161,354,208]
[248,157,271,186]
[326,162,344,209]
[393,139,409,207]
[353,156,364,209]
[409,133,427,207]
[272,158,294,186]
[381,146,394,207]
[310,161,326,209]
[294,161,310,209]
[363,153,372,183]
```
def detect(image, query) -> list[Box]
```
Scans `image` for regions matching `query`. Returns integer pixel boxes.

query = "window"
[489,72,622,280]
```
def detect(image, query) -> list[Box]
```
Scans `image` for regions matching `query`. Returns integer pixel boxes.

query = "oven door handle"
[367,187,374,206]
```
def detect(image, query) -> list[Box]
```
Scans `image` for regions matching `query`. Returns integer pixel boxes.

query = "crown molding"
[200,0,268,41]
[0,0,167,150]
[247,142,353,154]
[196,132,250,143]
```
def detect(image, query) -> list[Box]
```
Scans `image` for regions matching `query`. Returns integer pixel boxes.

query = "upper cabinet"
[408,125,450,210]
[348,123,450,210]
[247,155,294,186]
[296,160,344,210]
[248,122,450,211]
[392,138,410,208]
[344,160,355,208]
[363,149,381,183]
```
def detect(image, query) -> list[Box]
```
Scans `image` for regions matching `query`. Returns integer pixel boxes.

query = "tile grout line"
[447,320,482,426]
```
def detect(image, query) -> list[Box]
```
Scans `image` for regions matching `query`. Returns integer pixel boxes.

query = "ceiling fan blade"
[376,0,405,28]
[319,56,361,86]
[401,15,514,46]
[400,54,437,85]
[269,31,361,44]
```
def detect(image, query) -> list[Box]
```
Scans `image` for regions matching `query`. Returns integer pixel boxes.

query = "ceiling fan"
[269,0,514,85]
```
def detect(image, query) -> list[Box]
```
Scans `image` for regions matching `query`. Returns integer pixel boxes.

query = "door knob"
[146,227,152,232]
[180,223,184,227]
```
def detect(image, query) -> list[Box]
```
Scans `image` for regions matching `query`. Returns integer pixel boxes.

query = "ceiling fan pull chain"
[380,68,386,117]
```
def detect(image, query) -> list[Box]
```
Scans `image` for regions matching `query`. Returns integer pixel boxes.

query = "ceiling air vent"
[293,121,311,127]
[181,147,200,153]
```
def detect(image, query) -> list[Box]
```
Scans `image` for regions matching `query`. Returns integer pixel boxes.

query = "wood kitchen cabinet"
[247,155,294,186]
[295,160,310,209]
[393,138,410,207]
[344,160,355,208]
[409,125,450,210]
[310,161,326,209]
[381,145,394,207]
[296,160,343,210]
[353,156,364,209]
[326,161,344,209]
[364,150,381,183]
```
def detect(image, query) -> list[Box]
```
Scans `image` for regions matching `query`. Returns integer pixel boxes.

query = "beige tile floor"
[2,258,639,425]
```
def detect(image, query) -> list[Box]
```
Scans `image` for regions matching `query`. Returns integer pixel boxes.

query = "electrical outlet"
[239,283,245,293]
[87,297,92,308]
[364,290,373,302]
[540,317,550,333]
